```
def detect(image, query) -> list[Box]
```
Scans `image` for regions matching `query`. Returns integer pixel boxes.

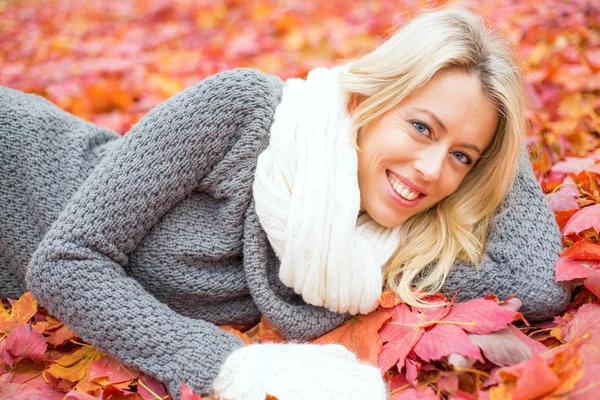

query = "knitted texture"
[0,68,570,397]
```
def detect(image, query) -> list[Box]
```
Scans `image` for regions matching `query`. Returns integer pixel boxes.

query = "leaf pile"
[2,0,600,398]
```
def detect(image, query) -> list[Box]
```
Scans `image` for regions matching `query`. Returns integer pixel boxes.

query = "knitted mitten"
[210,343,388,400]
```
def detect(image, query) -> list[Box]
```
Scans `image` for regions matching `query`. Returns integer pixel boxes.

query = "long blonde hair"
[338,7,526,307]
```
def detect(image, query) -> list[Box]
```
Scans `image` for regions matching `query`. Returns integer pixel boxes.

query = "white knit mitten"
[210,343,388,400]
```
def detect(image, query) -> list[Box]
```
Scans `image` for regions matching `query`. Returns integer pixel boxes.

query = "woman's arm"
[441,141,572,321]
[25,68,280,397]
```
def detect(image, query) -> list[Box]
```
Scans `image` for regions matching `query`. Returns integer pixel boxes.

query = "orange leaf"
[46,345,103,383]
[377,290,403,308]
[0,292,38,334]
[313,310,391,365]
[219,326,254,345]
[246,316,286,344]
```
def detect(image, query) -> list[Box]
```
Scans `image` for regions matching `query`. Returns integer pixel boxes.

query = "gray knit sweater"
[0,68,570,397]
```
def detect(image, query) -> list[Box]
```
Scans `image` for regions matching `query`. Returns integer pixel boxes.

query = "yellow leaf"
[148,73,185,99]
[47,345,103,383]
[0,292,38,334]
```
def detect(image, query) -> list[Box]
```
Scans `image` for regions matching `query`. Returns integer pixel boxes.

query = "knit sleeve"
[440,141,572,321]
[25,69,278,398]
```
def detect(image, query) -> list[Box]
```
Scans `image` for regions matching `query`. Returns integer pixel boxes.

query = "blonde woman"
[0,7,569,400]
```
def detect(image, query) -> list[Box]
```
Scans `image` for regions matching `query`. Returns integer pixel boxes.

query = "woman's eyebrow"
[412,106,482,154]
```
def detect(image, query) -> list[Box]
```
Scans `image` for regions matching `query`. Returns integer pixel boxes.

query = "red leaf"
[180,380,203,400]
[0,338,14,367]
[551,156,595,174]
[443,299,520,334]
[137,373,167,400]
[507,325,547,355]
[88,355,138,384]
[5,324,48,363]
[378,304,427,373]
[583,269,600,297]
[561,238,600,260]
[561,304,600,365]
[555,258,600,281]
[101,385,138,399]
[547,177,582,211]
[391,385,439,400]
[413,323,483,363]
[495,354,562,399]
[467,328,533,367]
[563,204,600,235]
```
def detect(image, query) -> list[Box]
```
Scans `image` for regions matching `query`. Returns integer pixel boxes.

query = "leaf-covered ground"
[1,0,600,399]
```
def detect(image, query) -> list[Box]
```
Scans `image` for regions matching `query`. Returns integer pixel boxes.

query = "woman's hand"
[210,343,388,400]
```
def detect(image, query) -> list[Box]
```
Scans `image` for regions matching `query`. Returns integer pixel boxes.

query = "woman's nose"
[414,147,445,182]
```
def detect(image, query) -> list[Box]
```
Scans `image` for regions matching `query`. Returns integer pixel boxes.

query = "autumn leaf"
[47,345,104,382]
[245,316,286,344]
[378,303,450,372]
[5,324,48,363]
[555,258,600,281]
[547,177,583,211]
[180,380,203,400]
[561,237,600,260]
[313,309,391,365]
[0,292,38,334]
[413,323,483,363]
[442,298,522,334]
[563,203,600,235]
[87,355,138,385]
[377,290,403,308]
[137,373,168,400]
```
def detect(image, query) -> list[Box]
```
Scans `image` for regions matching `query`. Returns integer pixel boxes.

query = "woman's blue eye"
[412,121,431,137]
[453,152,473,165]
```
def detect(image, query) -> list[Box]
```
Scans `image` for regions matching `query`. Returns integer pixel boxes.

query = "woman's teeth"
[388,173,421,200]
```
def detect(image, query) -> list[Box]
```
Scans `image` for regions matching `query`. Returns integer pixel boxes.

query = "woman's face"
[354,68,499,228]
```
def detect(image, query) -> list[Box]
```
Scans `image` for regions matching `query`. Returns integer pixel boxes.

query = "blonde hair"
[338,7,526,307]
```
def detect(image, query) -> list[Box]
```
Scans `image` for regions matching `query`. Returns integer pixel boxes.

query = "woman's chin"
[367,207,407,228]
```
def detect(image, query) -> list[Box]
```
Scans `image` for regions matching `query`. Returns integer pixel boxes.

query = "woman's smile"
[385,170,427,207]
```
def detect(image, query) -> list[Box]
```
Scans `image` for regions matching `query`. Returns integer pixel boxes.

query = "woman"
[0,7,570,400]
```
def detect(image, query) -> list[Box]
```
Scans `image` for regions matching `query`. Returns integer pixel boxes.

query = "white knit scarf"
[252,65,402,315]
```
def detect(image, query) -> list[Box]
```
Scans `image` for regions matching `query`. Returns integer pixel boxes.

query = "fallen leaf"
[0,292,38,334]
[313,309,391,365]
[5,324,48,363]
[88,355,138,385]
[47,345,103,382]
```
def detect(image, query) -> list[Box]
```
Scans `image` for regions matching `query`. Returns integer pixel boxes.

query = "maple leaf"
[413,323,483,363]
[490,339,585,400]
[442,298,522,334]
[312,309,391,365]
[0,292,38,334]
[555,258,600,281]
[377,290,403,308]
[180,380,203,400]
[245,316,286,344]
[467,327,536,367]
[561,237,600,260]
[5,324,48,363]
[378,303,449,372]
[46,345,103,382]
[87,355,138,385]
[137,373,168,400]
[547,177,583,211]
[563,203,600,235]
[0,338,14,367]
